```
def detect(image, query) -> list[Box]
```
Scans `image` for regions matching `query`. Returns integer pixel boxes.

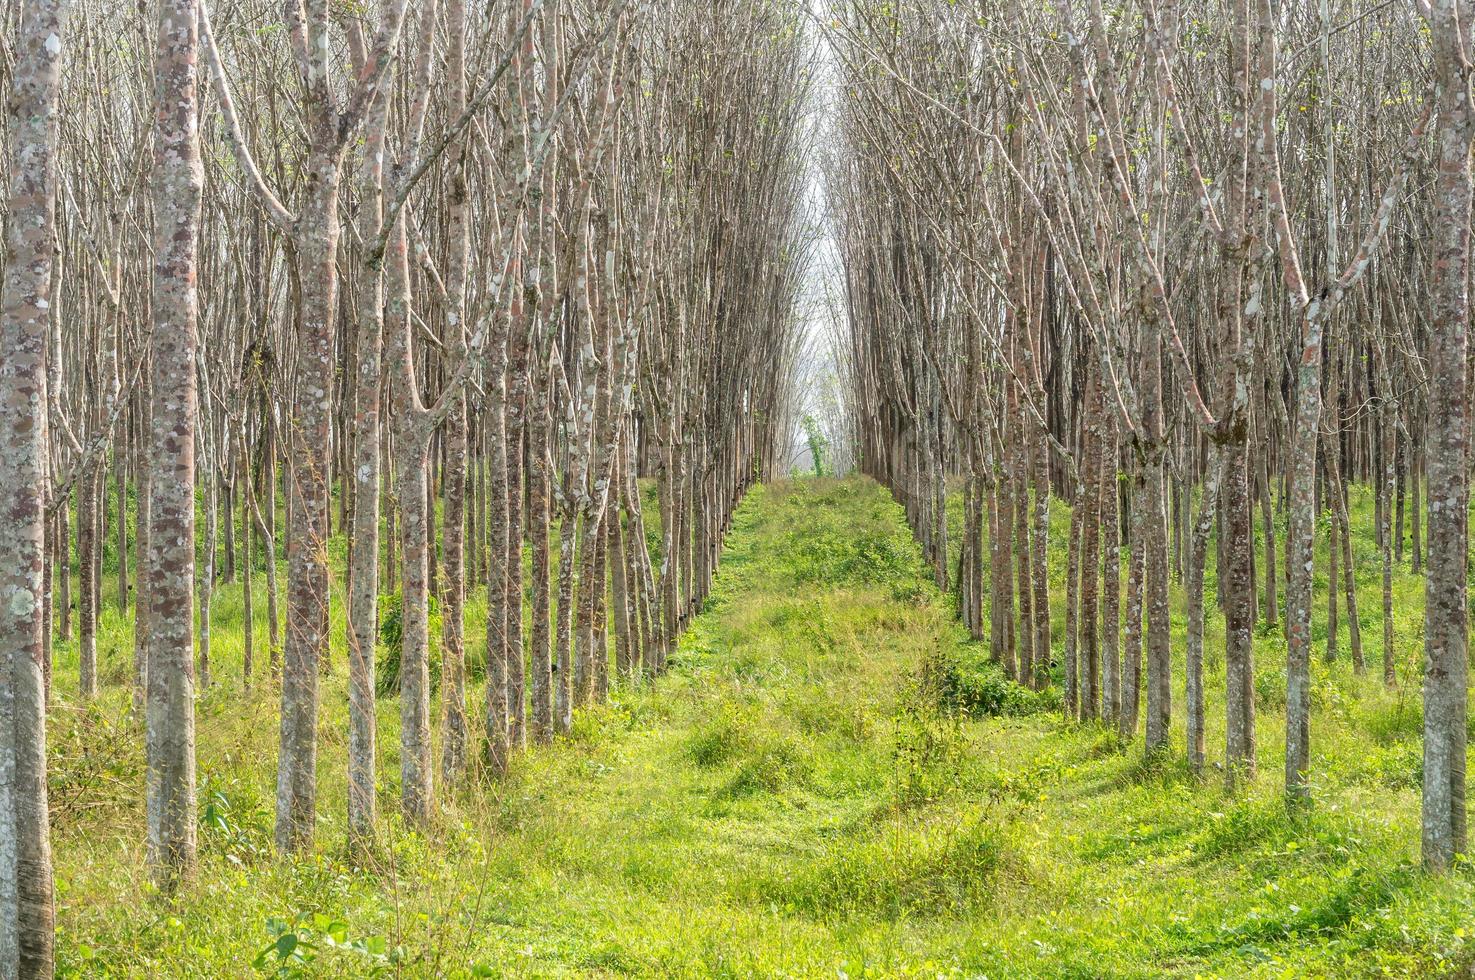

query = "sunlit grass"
[46,476,1475,977]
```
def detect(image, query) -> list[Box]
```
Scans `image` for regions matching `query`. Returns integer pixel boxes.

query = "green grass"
[46,476,1475,977]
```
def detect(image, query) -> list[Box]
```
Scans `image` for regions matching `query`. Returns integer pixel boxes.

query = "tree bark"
[145,0,204,889]
[0,1,64,971]
[1422,0,1472,870]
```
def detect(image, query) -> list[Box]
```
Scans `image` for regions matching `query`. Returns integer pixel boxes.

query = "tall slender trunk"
[1260,446,1277,628]
[610,481,632,676]
[591,509,610,701]
[1422,4,1472,869]
[1078,400,1102,720]
[1063,485,1083,719]
[133,383,153,715]
[440,380,469,787]
[0,0,64,969]
[1325,447,1364,673]
[242,459,254,688]
[529,380,555,742]
[115,443,128,611]
[222,466,235,585]
[1394,426,1406,565]
[1100,407,1120,727]
[1223,439,1257,785]
[1013,435,1035,688]
[56,497,69,647]
[1030,416,1051,687]
[1185,447,1222,775]
[440,34,472,779]
[1141,333,1171,755]
[623,433,659,674]
[198,458,216,690]
[555,498,577,732]
[1326,485,1339,663]
[78,469,98,699]
[1411,439,1422,574]
[395,434,433,823]
[346,86,389,842]
[1121,468,1145,741]
[145,0,204,890]
[277,170,342,853]
[482,323,512,776]
[659,440,679,664]
[988,480,1012,676]
[1379,397,1396,688]
[506,357,528,751]
[931,419,948,591]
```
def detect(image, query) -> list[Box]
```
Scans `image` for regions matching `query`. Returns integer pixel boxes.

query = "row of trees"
[831,0,1471,871]
[0,0,812,974]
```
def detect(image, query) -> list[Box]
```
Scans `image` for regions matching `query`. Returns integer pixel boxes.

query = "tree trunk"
[506,362,528,751]
[0,0,63,969]
[1185,447,1222,776]
[482,326,511,776]
[1260,446,1277,628]
[133,383,153,715]
[1326,484,1339,663]
[1063,481,1084,719]
[1121,469,1144,742]
[1379,397,1396,688]
[276,171,342,853]
[242,462,254,689]
[440,390,469,786]
[1030,419,1052,687]
[115,443,128,611]
[529,381,555,742]
[395,435,434,824]
[1100,406,1120,728]
[1223,439,1257,785]
[1325,447,1364,673]
[555,498,577,733]
[198,456,216,691]
[1078,395,1102,721]
[1142,331,1172,755]
[1013,442,1035,688]
[78,469,98,699]
[345,84,389,842]
[144,0,204,890]
[1422,5,1472,870]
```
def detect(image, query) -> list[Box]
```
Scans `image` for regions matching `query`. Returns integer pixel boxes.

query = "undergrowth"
[42,476,1475,978]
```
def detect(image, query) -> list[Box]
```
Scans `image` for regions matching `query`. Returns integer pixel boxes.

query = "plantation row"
[827,0,1475,874]
[0,1,811,975]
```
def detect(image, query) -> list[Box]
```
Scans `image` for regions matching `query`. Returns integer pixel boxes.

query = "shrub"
[1255,667,1286,709]
[724,737,811,796]
[782,528,922,589]
[377,591,438,651]
[925,645,1056,719]
[891,705,967,811]
[375,592,444,697]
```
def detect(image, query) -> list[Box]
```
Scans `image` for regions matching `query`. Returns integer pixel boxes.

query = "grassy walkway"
[55,478,1475,976]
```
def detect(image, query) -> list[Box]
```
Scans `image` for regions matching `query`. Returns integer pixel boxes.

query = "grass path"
[54,478,1475,977]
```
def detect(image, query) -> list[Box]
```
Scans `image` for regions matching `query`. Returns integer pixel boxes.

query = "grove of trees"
[0,0,810,973]
[2,0,1474,973]
[829,0,1473,872]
